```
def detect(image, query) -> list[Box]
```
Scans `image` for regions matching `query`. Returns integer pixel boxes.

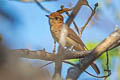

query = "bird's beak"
[45,15,49,18]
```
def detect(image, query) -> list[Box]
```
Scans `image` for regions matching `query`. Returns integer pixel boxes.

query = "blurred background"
[0,0,120,80]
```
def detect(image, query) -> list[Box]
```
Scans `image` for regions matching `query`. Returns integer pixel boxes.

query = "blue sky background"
[0,0,120,80]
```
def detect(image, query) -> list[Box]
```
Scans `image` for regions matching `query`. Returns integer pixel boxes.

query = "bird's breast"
[50,25,61,42]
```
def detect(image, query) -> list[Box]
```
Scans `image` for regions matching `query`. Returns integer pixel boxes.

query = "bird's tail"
[91,62,100,74]
[83,45,100,74]
[76,39,100,74]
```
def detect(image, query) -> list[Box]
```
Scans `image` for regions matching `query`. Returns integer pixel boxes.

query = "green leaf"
[66,59,79,63]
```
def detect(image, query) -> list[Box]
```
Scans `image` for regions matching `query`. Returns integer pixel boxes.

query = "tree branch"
[65,0,87,26]
[34,0,51,13]
[10,30,120,62]
[53,45,64,79]
[10,48,91,61]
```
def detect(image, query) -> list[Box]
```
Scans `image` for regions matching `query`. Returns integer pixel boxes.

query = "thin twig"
[39,61,77,70]
[57,5,80,34]
[57,7,73,14]
[106,51,109,70]
[79,3,98,37]
[60,5,80,34]
[87,4,93,11]
[66,11,80,34]
[66,12,79,34]
[65,0,86,26]
[63,61,77,66]
[34,0,51,13]
[104,50,111,79]
[40,61,54,69]
[84,70,110,78]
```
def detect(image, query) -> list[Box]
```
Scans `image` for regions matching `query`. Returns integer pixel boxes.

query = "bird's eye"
[55,17,58,20]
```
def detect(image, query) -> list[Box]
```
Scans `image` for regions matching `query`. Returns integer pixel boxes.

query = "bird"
[46,11,100,74]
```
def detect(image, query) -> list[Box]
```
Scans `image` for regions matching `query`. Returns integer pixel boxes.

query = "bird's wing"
[68,28,100,74]
[67,28,85,48]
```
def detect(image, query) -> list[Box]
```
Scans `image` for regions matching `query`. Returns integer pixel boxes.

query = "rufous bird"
[46,11,100,74]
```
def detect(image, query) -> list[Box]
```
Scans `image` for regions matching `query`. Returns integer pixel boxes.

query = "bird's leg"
[53,41,56,54]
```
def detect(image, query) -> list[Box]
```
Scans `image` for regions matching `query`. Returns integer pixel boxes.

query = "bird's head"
[46,12,63,26]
